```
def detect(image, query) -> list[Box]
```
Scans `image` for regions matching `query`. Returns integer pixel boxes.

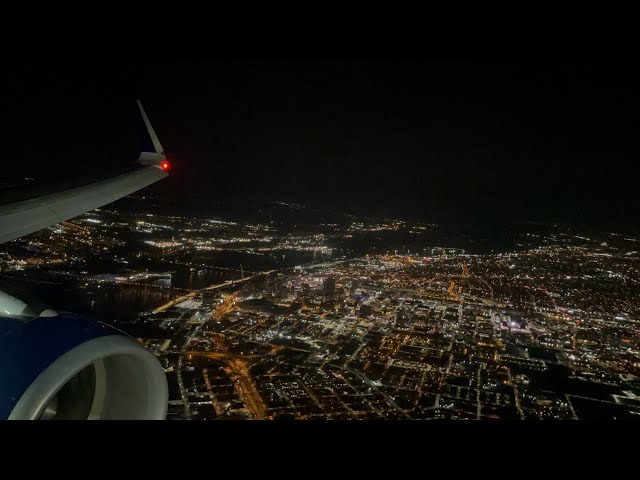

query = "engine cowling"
[0,313,168,420]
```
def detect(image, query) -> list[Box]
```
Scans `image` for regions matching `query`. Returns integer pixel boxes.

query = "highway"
[156,269,274,418]
[211,335,268,419]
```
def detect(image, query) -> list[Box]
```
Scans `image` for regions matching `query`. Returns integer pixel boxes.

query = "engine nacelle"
[0,314,168,420]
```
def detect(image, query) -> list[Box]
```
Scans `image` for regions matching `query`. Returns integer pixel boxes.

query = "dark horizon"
[3,61,639,231]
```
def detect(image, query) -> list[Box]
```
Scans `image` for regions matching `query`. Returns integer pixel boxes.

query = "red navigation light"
[160,161,170,171]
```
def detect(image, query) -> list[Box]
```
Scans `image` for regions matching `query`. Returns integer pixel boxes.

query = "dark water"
[0,223,539,325]
[2,280,174,324]
[172,250,333,290]
[0,250,335,324]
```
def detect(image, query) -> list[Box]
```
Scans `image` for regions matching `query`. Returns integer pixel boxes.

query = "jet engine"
[0,291,168,420]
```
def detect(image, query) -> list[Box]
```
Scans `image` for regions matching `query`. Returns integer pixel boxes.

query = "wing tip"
[137,100,167,166]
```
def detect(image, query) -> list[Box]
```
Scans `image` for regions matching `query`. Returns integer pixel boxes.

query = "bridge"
[152,269,276,314]
[170,261,261,275]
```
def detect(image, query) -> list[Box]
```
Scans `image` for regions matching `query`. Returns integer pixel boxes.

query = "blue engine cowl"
[0,314,168,420]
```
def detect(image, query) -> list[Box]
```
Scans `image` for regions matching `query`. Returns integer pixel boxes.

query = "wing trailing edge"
[0,101,170,245]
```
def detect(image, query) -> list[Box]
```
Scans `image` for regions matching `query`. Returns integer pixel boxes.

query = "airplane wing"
[0,100,171,245]
[0,101,171,420]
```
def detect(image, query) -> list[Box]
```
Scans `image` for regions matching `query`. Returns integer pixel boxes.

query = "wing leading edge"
[0,101,169,245]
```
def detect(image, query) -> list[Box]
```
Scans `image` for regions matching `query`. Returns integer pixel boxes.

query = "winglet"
[137,100,167,166]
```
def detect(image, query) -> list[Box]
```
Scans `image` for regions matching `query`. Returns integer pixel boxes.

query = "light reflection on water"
[17,251,335,325]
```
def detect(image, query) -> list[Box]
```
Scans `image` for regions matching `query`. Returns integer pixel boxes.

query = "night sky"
[2,61,639,230]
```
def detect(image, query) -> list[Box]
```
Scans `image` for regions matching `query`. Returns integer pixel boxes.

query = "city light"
[4,200,640,420]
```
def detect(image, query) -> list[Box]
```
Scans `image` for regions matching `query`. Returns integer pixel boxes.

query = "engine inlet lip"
[8,335,167,420]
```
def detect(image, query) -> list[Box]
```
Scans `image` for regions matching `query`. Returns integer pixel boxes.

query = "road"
[177,312,209,420]
[227,358,267,419]
[211,335,268,419]
[157,269,274,418]
[186,351,257,361]
[342,366,411,418]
